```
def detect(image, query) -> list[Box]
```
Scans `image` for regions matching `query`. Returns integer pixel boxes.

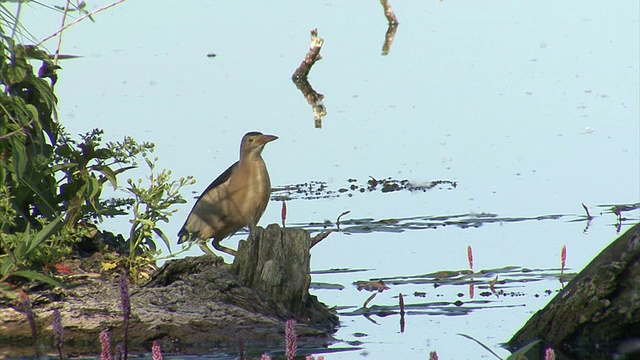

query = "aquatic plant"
[544,347,556,360]
[152,340,163,360]
[285,319,297,360]
[115,343,124,360]
[100,330,112,360]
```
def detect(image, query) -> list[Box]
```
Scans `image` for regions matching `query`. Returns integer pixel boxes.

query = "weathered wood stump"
[508,223,640,359]
[232,224,336,327]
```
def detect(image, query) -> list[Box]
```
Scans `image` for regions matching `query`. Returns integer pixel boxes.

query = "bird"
[177,131,278,257]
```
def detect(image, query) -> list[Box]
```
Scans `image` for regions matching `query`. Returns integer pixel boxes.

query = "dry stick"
[53,0,71,66]
[310,230,332,248]
[380,0,399,25]
[292,29,324,81]
[36,0,128,47]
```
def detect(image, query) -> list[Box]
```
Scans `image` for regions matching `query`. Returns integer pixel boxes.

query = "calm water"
[13,0,640,359]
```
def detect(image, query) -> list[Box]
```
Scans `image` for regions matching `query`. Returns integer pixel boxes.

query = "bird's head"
[240,131,278,157]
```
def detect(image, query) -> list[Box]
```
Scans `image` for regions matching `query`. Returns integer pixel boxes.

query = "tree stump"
[232,224,334,326]
[508,223,640,359]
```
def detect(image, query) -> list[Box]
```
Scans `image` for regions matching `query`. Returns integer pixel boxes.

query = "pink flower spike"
[100,330,112,360]
[260,354,272,360]
[281,200,287,228]
[285,319,297,360]
[467,245,474,272]
[152,340,163,360]
[544,347,556,360]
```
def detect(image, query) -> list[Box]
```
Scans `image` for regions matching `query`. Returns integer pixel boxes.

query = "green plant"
[53,129,154,226]
[112,156,194,282]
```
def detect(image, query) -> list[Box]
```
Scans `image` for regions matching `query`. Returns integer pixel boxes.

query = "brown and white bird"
[178,131,278,256]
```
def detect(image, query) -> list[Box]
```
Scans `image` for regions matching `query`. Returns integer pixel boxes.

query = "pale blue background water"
[11,0,640,358]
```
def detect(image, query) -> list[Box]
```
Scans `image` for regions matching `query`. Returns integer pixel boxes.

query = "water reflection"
[379,0,399,55]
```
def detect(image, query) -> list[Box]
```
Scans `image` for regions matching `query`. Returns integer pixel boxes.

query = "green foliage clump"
[0,19,193,287]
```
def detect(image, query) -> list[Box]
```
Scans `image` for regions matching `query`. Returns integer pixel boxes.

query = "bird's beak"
[258,134,278,144]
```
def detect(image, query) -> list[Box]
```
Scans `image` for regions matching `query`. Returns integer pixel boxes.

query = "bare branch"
[36,0,128,47]
[292,29,324,81]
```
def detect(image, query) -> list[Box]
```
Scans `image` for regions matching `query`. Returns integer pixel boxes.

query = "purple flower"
[152,340,163,360]
[285,319,296,360]
[429,351,439,360]
[100,330,112,360]
[119,275,130,321]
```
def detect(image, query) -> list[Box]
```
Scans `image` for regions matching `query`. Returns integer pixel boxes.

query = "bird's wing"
[177,161,238,242]
[198,161,238,200]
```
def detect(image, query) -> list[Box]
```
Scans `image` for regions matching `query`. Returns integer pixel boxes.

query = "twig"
[53,0,72,66]
[310,230,332,248]
[292,29,324,81]
[36,0,128,47]
[0,121,33,141]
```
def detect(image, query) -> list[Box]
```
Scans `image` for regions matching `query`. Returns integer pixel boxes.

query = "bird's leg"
[248,224,256,239]
[212,240,237,257]
[198,242,217,256]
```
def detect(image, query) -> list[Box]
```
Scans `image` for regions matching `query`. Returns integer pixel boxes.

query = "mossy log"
[508,223,640,359]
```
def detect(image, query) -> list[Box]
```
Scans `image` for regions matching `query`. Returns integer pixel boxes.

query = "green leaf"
[95,165,118,189]
[87,175,101,200]
[11,270,63,288]
[152,227,171,252]
[1,256,15,277]
[10,139,27,180]
[3,64,28,85]
[25,215,64,256]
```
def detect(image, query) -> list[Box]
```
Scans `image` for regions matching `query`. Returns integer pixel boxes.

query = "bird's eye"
[248,138,254,143]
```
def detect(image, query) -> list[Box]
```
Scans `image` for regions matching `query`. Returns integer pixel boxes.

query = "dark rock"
[508,223,640,359]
